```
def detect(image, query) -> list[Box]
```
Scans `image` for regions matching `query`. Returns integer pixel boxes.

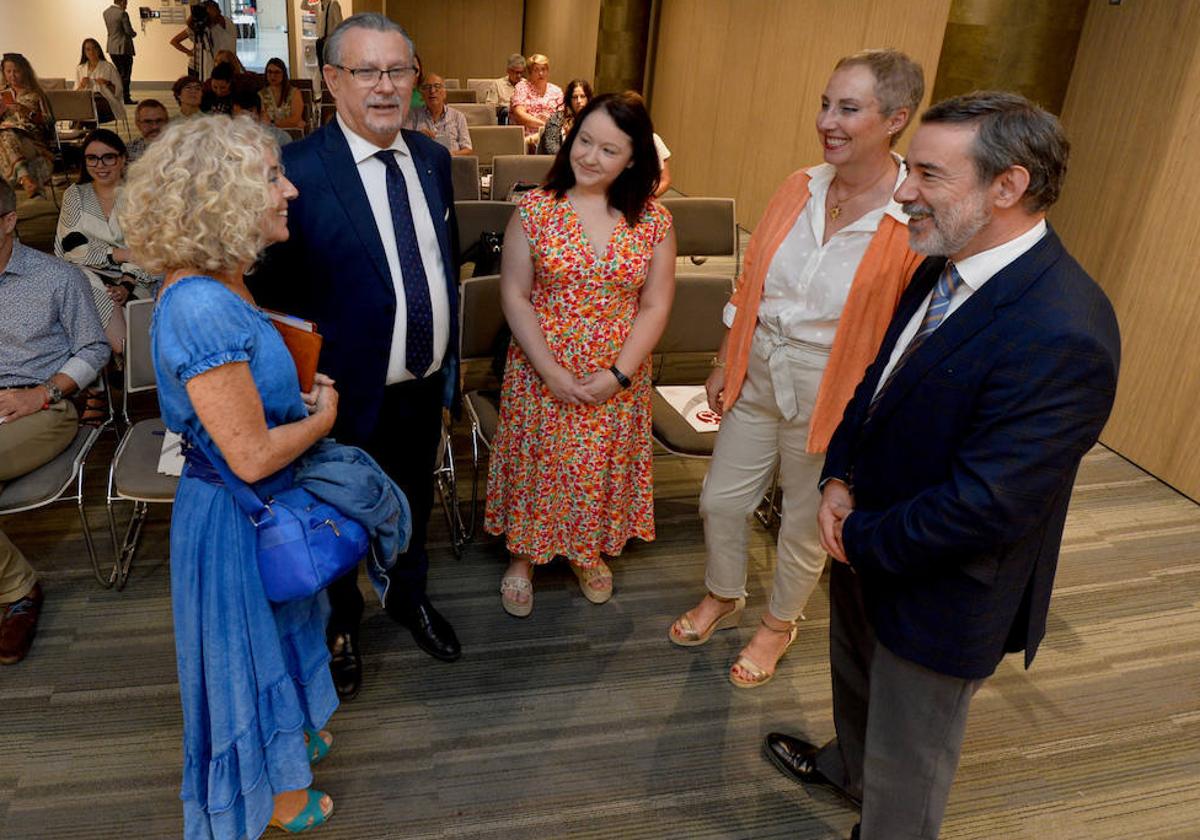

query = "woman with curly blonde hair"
[122,115,340,837]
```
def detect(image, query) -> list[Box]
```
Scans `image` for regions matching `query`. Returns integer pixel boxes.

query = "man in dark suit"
[251,13,461,700]
[763,92,1121,839]
[103,0,137,105]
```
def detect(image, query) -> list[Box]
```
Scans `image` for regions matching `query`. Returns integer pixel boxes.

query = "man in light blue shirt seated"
[0,178,110,666]
[404,73,474,155]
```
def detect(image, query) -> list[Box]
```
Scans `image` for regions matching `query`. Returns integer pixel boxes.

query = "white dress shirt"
[724,160,908,348]
[872,218,1048,398]
[338,115,451,383]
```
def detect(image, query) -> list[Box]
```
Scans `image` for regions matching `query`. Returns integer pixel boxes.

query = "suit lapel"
[318,121,393,295]
[865,229,1067,431]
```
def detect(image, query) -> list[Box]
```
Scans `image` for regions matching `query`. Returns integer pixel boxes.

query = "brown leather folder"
[262,309,323,392]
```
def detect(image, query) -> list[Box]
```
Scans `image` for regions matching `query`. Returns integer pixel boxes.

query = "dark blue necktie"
[374,150,434,377]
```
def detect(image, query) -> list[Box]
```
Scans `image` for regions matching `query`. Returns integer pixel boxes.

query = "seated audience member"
[75,37,126,123]
[233,91,292,147]
[258,57,304,130]
[213,48,261,95]
[0,177,110,666]
[55,129,155,362]
[539,78,591,155]
[0,53,54,198]
[624,92,674,197]
[172,76,203,118]
[126,99,170,162]
[405,73,473,156]
[200,62,235,115]
[485,53,526,122]
[510,53,563,148]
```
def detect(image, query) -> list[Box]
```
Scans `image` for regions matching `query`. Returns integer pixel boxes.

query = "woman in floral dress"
[486,92,676,617]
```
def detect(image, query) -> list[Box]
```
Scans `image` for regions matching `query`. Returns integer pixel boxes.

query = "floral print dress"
[485,188,672,566]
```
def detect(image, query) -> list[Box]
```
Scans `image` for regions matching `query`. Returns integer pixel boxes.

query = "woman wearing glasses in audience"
[510,53,563,151]
[487,92,676,616]
[0,53,53,198]
[173,75,204,118]
[538,77,591,155]
[668,50,925,688]
[74,38,126,124]
[121,116,340,837]
[55,129,155,367]
[259,57,305,131]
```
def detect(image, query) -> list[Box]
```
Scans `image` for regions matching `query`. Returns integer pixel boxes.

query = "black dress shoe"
[328,631,362,701]
[387,595,461,662]
[849,823,860,840]
[763,732,862,809]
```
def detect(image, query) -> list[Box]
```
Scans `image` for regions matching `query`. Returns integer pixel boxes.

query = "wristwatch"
[609,365,631,389]
[42,380,64,406]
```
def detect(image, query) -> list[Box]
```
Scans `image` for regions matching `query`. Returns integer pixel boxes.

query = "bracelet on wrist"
[710,356,726,369]
[609,365,631,389]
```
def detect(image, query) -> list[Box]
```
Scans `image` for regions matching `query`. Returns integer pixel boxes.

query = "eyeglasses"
[419,83,444,92]
[334,64,417,85]
[137,117,168,126]
[84,153,121,166]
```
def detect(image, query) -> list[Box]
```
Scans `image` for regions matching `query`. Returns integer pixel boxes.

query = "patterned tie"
[374,150,434,377]
[868,261,964,415]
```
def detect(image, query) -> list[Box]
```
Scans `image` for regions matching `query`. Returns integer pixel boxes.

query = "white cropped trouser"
[699,325,829,622]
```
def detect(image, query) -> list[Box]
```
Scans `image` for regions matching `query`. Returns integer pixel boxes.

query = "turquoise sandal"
[269,788,333,833]
[304,728,333,765]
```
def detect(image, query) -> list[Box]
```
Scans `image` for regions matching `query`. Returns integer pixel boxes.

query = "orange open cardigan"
[722,169,923,453]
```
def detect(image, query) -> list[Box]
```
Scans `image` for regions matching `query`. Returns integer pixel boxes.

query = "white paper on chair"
[655,385,722,433]
[158,430,184,476]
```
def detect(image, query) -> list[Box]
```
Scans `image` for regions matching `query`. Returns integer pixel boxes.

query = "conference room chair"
[457,273,506,538]
[451,155,481,201]
[466,78,495,102]
[660,196,739,274]
[445,88,478,104]
[490,154,554,201]
[41,77,67,90]
[442,77,461,89]
[105,299,178,590]
[0,381,111,587]
[455,200,517,264]
[468,125,525,168]
[649,273,732,459]
[455,103,497,126]
[320,102,336,127]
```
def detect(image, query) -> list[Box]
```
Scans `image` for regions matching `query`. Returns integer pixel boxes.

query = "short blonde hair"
[835,48,925,145]
[527,54,549,68]
[120,116,278,274]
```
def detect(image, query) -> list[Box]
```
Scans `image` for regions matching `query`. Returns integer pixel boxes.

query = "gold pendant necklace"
[828,164,895,221]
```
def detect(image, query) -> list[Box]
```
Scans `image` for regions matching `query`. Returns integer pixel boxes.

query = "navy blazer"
[251,121,460,445]
[821,227,1120,680]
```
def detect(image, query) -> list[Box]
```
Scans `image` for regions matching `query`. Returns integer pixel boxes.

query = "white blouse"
[75,60,126,120]
[725,159,908,348]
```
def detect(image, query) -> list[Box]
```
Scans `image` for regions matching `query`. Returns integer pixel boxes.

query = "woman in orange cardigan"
[668,50,926,688]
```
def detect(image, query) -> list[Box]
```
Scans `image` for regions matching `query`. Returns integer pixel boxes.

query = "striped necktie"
[868,261,964,415]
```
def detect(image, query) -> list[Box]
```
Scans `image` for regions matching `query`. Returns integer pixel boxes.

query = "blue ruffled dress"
[152,276,338,840]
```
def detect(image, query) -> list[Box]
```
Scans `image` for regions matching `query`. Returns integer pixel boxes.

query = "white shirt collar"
[337,113,410,165]
[805,155,909,227]
[952,218,1048,292]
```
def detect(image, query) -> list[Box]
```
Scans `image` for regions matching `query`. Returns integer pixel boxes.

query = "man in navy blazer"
[764,93,1121,839]
[252,13,461,699]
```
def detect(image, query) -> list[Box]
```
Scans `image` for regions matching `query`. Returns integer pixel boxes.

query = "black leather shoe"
[387,595,461,662]
[849,823,860,840]
[763,732,862,809]
[328,631,362,701]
